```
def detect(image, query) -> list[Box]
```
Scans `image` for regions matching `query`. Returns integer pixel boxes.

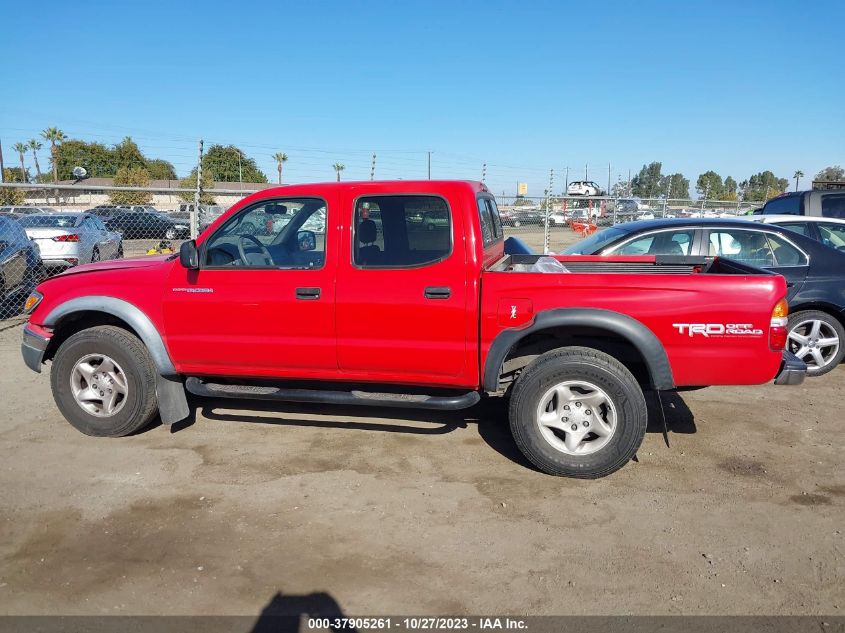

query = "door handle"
[424,286,451,299]
[296,287,321,300]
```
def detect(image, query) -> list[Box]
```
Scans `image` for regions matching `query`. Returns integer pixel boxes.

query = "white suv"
[566,181,602,196]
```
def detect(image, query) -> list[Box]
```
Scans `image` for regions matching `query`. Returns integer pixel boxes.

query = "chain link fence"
[1,182,761,320]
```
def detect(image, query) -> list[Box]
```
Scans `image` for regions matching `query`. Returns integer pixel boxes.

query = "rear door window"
[817,222,845,250]
[821,194,845,219]
[774,222,811,237]
[353,195,451,268]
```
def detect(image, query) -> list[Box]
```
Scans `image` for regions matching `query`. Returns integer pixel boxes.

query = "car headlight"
[24,291,43,314]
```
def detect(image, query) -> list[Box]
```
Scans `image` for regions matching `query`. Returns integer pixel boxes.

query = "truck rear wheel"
[50,326,159,437]
[508,346,647,478]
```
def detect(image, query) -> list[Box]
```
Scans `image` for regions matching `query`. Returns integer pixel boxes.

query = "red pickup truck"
[20,181,805,478]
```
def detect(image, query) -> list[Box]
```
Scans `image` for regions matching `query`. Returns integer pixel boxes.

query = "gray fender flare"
[483,307,675,392]
[44,296,189,424]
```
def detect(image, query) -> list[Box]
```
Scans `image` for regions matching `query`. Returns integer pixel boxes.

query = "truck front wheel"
[50,326,159,437]
[508,346,647,478]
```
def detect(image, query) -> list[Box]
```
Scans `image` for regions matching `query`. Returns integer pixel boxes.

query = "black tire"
[164,227,177,240]
[508,346,647,478]
[91,247,100,262]
[787,309,845,377]
[116,243,124,259]
[50,326,159,437]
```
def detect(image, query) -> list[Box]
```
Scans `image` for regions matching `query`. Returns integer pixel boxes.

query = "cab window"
[203,198,327,269]
[353,195,451,268]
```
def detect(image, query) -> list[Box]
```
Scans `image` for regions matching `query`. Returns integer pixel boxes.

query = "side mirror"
[297,230,317,252]
[179,240,199,269]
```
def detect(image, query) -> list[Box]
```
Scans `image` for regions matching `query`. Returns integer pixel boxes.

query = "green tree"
[273,152,288,185]
[109,166,153,205]
[659,173,690,199]
[333,162,345,182]
[28,139,43,178]
[41,126,66,182]
[145,158,177,180]
[55,139,116,180]
[631,162,663,198]
[0,169,27,204]
[814,165,845,183]
[723,176,738,201]
[739,171,789,202]
[696,171,724,200]
[113,136,146,171]
[12,142,29,183]
[177,168,216,204]
[793,170,804,192]
[202,144,268,183]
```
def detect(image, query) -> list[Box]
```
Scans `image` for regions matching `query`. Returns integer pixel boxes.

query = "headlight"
[175,224,188,230]
[24,291,43,314]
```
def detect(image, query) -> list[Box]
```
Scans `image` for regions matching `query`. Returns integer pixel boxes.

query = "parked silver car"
[18,212,123,269]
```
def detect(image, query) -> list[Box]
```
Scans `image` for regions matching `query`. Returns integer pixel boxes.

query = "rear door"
[334,190,471,385]
[706,227,809,301]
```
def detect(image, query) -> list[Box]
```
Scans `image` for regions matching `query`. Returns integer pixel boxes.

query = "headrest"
[359,218,377,244]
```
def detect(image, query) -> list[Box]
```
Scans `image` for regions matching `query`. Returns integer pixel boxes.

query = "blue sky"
[1,0,843,197]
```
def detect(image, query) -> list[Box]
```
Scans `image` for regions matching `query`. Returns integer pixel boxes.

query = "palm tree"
[793,170,804,192]
[333,162,345,182]
[28,139,43,178]
[272,152,288,185]
[41,127,67,182]
[12,142,28,183]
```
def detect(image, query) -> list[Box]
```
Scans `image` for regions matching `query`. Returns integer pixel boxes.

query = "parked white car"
[636,211,656,220]
[566,181,602,196]
[18,212,123,269]
[746,214,845,252]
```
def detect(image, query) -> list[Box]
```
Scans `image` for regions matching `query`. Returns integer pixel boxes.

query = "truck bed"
[488,254,776,276]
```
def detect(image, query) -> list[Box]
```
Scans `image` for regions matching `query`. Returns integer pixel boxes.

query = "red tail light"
[769,299,789,351]
[52,234,80,242]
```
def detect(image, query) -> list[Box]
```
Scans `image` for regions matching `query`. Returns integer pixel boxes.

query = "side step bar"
[185,377,481,411]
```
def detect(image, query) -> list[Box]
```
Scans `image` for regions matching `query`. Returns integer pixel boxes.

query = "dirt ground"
[0,226,842,617]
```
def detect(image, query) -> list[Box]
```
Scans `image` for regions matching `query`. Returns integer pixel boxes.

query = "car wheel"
[508,346,648,478]
[50,326,159,437]
[787,310,845,377]
[91,247,100,262]
[164,227,177,240]
[116,243,124,259]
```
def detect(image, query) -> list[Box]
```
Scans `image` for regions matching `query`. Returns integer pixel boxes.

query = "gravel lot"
[0,226,841,617]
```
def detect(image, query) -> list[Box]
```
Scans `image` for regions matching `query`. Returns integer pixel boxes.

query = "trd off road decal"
[673,323,764,337]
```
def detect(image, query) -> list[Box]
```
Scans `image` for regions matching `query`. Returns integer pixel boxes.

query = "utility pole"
[564,166,569,193]
[544,169,554,254]
[627,169,631,196]
[607,162,611,196]
[427,151,431,179]
[0,138,4,183]
[370,153,376,180]
[481,163,487,183]
[237,149,243,189]
[585,163,588,181]
[192,139,204,240]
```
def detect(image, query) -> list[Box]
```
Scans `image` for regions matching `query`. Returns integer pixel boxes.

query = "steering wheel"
[237,234,274,266]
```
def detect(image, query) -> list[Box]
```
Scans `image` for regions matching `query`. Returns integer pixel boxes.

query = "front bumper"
[21,325,50,373]
[774,350,806,386]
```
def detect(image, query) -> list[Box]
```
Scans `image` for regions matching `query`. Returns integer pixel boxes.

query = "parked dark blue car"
[0,216,42,319]
[563,217,845,377]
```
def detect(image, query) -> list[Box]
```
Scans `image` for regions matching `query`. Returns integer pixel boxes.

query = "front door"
[334,191,471,386]
[163,195,337,378]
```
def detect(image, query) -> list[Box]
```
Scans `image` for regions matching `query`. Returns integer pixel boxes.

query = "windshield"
[18,215,78,228]
[561,225,632,254]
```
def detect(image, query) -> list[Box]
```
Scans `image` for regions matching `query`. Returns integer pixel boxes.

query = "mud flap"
[155,375,190,425]
[654,390,670,448]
